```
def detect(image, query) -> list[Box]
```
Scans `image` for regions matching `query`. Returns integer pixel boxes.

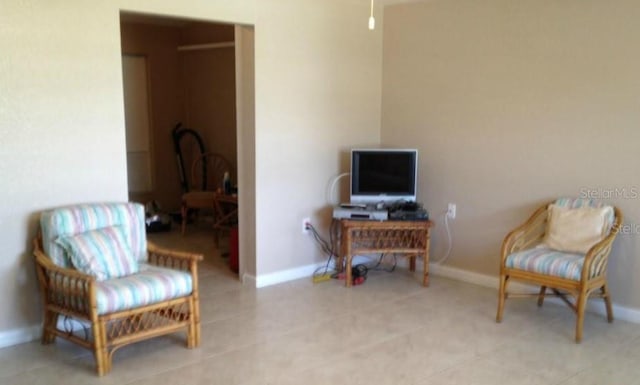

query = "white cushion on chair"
[542,204,612,254]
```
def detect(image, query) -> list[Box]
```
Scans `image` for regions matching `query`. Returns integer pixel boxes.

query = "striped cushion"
[95,264,193,315]
[555,197,604,209]
[56,226,139,281]
[41,203,147,268]
[505,247,584,281]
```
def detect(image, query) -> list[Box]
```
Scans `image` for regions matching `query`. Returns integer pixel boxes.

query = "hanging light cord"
[369,0,376,30]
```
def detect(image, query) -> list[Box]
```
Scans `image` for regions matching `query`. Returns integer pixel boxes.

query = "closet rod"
[177,41,235,52]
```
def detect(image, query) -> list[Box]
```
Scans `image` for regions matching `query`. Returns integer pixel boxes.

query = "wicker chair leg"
[41,310,58,344]
[94,348,110,376]
[537,286,547,307]
[575,290,588,343]
[187,320,196,348]
[496,274,507,322]
[187,297,201,348]
[92,320,111,376]
[602,284,614,323]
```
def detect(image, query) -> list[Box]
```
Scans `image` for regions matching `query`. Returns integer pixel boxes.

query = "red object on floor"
[353,276,365,286]
[229,226,239,274]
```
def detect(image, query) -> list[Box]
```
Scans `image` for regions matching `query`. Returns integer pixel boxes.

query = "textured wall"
[0,0,382,341]
[382,0,640,309]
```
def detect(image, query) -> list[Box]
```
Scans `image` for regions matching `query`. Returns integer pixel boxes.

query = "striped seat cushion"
[505,247,584,281]
[95,264,193,315]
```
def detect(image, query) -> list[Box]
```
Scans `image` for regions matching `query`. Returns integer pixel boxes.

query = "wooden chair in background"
[181,152,237,245]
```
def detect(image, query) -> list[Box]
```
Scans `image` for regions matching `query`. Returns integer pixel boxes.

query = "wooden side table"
[338,219,433,287]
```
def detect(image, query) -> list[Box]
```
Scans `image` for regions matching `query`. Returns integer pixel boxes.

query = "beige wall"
[382,0,640,308]
[179,22,238,187]
[181,41,238,183]
[0,0,382,338]
[235,25,257,279]
[253,1,383,275]
[0,2,128,334]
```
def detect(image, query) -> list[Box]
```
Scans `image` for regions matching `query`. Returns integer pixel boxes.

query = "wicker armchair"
[33,203,202,375]
[496,198,622,342]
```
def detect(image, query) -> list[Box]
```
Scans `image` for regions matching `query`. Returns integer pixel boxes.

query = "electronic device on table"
[332,203,389,220]
[332,148,428,221]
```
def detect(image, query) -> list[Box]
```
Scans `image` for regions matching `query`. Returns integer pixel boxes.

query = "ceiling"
[120,1,431,27]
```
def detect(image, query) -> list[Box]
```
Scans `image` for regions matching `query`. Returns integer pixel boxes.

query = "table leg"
[409,255,416,272]
[336,246,344,274]
[346,254,352,288]
[343,227,352,287]
[181,202,187,235]
[423,230,431,287]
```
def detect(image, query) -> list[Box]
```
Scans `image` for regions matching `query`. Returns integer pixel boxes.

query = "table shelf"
[337,219,433,287]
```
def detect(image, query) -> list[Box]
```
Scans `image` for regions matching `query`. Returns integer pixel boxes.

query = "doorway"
[120,12,255,279]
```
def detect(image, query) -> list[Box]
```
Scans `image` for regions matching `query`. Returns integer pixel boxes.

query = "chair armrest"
[147,241,203,274]
[500,203,551,265]
[33,239,96,319]
[582,206,623,280]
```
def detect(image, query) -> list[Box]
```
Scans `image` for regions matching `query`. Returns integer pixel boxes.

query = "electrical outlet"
[302,217,311,234]
[447,203,456,219]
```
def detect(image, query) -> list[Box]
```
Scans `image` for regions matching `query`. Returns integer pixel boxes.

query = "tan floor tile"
[419,357,549,385]
[2,228,638,384]
[0,339,90,380]
[486,313,639,384]
[559,349,640,385]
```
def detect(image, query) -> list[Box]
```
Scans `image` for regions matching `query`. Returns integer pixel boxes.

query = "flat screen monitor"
[350,149,418,204]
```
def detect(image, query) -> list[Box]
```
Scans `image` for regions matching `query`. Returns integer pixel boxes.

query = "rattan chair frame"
[182,152,236,241]
[190,152,233,193]
[496,201,623,342]
[33,237,203,376]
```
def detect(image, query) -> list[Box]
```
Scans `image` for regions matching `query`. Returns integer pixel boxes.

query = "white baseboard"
[430,263,500,289]
[251,255,372,289]
[0,324,41,349]
[612,303,640,324]
[253,262,325,288]
[250,254,401,289]
[429,262,640,324]
[0,317,94,350]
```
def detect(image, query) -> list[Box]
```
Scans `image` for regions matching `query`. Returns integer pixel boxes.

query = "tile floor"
[1,225,639,385]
